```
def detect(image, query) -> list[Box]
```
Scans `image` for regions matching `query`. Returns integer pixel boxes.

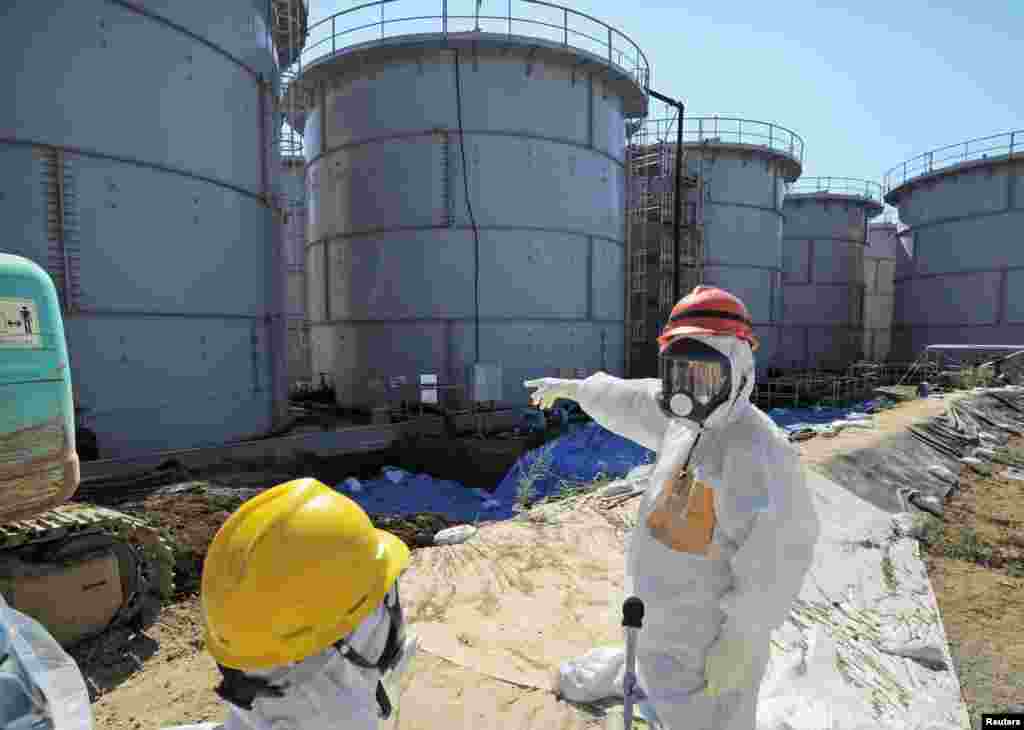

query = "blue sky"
[303,0,1022,220]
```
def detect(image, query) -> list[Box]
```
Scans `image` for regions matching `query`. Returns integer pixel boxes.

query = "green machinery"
[0,253,173,647]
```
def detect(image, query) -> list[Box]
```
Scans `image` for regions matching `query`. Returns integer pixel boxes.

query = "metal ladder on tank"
[625,134,659,374]
[273,0,307,159]
[39,147,81,314]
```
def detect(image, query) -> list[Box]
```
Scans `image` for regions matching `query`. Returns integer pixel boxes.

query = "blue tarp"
[333,399,901,521]
[334,471,496,524]
[488,422,655,512]
[333,422,654,521]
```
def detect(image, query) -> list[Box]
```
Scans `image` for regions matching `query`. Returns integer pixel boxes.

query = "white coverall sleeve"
[575,372,670,453]
[716,438,820,642]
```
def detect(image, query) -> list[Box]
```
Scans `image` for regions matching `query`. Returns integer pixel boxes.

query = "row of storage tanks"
[3,0,1022,458]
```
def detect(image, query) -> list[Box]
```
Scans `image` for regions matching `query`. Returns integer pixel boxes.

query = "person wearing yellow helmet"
[201,478,417,730]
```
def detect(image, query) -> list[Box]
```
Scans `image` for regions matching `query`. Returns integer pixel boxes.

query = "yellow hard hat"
[201,478,410,671]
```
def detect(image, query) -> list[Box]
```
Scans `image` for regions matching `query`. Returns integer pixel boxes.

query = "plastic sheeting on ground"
[819,387,1024,515]
[353,466,970,730]
[757,471,969,730]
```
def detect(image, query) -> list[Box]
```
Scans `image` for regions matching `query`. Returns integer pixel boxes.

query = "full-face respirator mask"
[658,337,734,425]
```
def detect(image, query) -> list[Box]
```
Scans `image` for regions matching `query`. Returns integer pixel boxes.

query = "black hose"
[906,426,964,461]
[453,48,481,365]
[988,391,1024,414]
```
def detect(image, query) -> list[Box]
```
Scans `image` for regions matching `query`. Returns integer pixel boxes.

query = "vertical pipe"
[258,76,269,200]
[624,135,633,376]
[507,0,511,34]
[672,103,683,303]
[332,16,336,54]
[586,235,594,319]
[563,9,567,45]
[260,69,288,427]
[586,73,594,149]
[319,81,331,322]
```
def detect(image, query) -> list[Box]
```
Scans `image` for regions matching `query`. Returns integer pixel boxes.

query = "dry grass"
[918,441,1024,728]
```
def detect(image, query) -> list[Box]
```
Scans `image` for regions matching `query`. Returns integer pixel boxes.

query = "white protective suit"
[550,335,820,730]
[0,594,92,730]
[222,595,417,730]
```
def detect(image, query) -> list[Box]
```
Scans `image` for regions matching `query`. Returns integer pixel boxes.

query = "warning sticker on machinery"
[0,298,42,348]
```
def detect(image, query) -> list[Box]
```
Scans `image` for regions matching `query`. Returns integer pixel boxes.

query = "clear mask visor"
[662,358,729,405]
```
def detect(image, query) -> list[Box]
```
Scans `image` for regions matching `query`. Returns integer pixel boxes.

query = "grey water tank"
[885,130,1024,361]
[291,4,649,408]
[0,0,300,457]
[281,155,310,386]
[681,116,804,371]
[781,178,884,370]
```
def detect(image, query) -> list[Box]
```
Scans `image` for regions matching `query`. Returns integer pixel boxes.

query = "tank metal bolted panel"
[680,116,804,371]
[292,1,649,408]
[282,156,311,386]
[863,222,900,363]
[884,129,1024,362]
[0,0,303,457]
[780,178,884,370]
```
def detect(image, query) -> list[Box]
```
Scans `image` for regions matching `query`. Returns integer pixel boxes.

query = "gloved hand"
[703,632,758,697]
[523,378,580,410]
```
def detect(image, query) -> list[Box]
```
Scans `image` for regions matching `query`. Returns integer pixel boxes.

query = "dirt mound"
[82,596,224,726]
[116,489,464,597]
[119,490,242,597]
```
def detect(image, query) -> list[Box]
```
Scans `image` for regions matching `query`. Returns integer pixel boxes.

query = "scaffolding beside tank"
[885,129,1024,361]
[680,116,804,372]
[625,115,704,378]
[1,0,306,457]
[287,1,648,408]
[780,178,883,370]
[281,155,311,387]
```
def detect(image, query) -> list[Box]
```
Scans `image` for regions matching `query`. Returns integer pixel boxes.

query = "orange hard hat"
[657,285,759,353]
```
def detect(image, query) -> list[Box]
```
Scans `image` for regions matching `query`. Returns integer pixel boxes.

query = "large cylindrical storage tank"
[863,222,900,362]
[293,4,648,407]
[885,130,1024,361]
[1,1,298,457]
[780,178,884,370]
[681,117,804,371]
[282,155,310,386]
